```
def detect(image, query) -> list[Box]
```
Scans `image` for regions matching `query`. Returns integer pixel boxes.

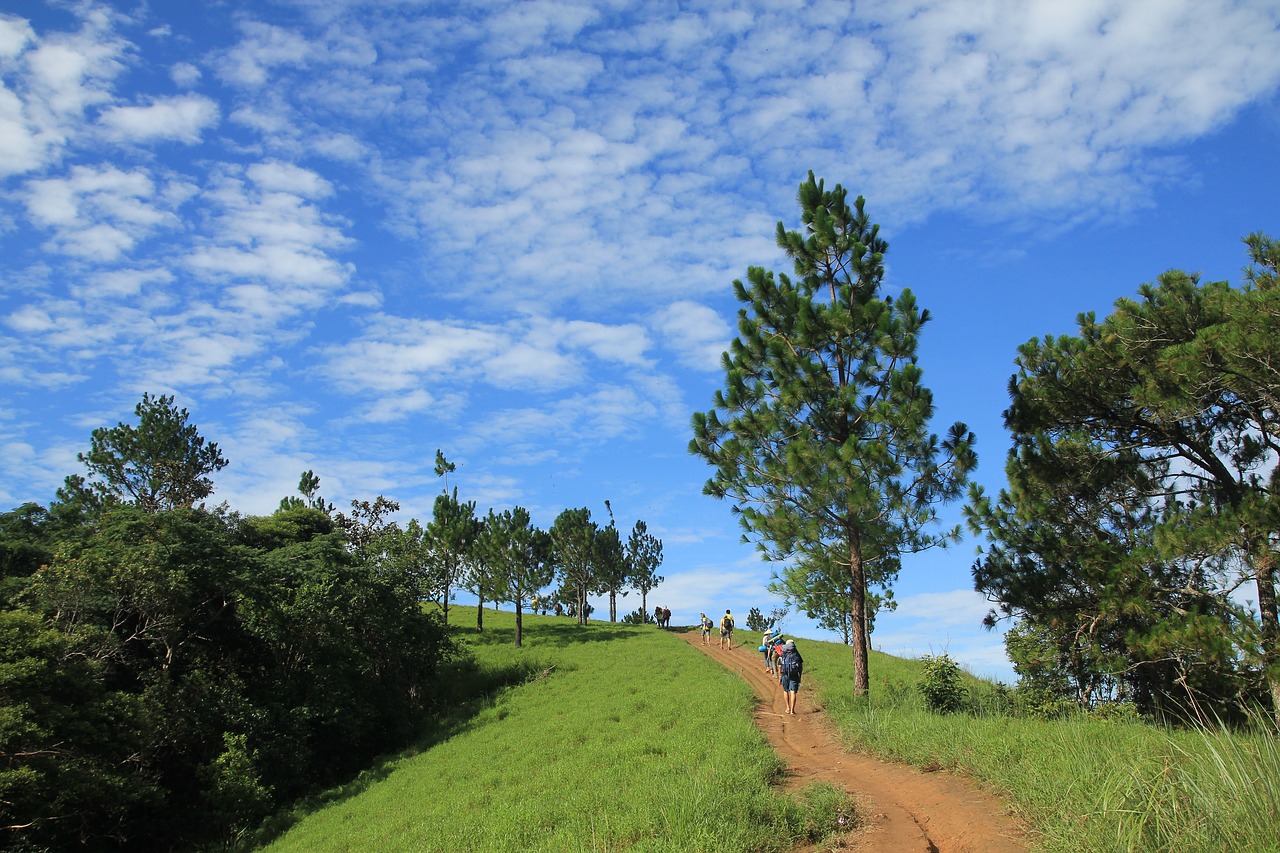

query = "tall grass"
[258,609,855,852]
[749,628,1280,852]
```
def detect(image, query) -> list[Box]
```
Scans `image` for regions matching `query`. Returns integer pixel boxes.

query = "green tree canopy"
[61,393,228,514]
[424,488,480,624]
[624,519,663,620]
[477,506,553,646]
[970,232,1280,722]
[550,507,597,626]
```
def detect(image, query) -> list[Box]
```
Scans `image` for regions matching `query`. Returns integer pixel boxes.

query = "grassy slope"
[260,610,851,853]
[261,612,1280,853]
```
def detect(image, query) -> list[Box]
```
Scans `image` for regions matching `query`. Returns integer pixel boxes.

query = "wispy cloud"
[99,94,219,143]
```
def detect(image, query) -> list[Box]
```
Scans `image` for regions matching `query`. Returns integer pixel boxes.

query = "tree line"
[692,170,1279,727]
[0,395,662,850]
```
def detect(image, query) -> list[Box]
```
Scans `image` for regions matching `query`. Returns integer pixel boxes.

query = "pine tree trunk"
[515,601,523,648]
[849,541,870,696]
[1253,550,1280,725]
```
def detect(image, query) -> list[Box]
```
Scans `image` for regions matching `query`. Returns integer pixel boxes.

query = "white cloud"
[26,30,123,117]
[246,160,332,198]
[183,164,354,306]
[0,12,126,178]
[24,165,178,261]
[322,313,659,406]
[217,21,311,87]
[558,319,651,366]
[99,94,219,143]
[170,62,200,87]
[322,317,506,395]
[0,16,34,59]
[655,301,731,372]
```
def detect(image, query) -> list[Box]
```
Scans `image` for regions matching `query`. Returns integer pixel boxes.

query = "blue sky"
[3,0,1279,682]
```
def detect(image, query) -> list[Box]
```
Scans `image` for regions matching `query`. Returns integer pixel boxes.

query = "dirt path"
[681,632,1031,852]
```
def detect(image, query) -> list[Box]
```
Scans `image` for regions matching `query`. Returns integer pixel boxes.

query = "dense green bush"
[918,653,966,714]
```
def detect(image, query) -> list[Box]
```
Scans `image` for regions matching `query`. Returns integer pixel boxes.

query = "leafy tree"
[624,519,663,620]
[61,393,228,514]
[464,516,500,634]
[0,502,55,605]
[966,430,1245,719]
[24,504,265,845]
[278,470,334,514]
[1003,618,1095,717]
[384,517,444,603]
[691,173,975,694]
[1,416,454,850]
[478,507,553,646]
[424,488,480,624]
[238,505,452,790]
[0,609,151,849]
[550,508,597,626]
[596,502,629,622]
[336,495,401,563]
[973,234,1280,721]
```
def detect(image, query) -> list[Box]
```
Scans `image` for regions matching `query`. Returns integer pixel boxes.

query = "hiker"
[700,613,713,644]
[654,605,663,626]
[554,602,563,617]
[662,606,671,628]
[761,627,777,673]
[778,639,803,715]
[772,636,786,683]
[720,609,734,648]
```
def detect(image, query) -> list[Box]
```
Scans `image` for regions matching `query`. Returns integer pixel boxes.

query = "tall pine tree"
[691,172,975,694]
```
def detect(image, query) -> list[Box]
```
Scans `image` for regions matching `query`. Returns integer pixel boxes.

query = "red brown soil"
[681,632,1032,852]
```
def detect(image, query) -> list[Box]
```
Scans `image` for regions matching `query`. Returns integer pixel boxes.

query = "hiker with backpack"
[699,613,713,644]
[720,609,734,648]
[761,627,777,673]
[777,640,803,715]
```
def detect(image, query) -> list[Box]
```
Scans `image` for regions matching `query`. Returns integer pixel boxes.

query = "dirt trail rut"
[682,633,1030,852]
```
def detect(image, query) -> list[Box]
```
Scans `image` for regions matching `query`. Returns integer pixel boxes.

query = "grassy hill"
[255,608,1280,852]
[256,608,853,852]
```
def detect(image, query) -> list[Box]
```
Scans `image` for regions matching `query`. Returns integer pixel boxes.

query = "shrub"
[918,653,966,714]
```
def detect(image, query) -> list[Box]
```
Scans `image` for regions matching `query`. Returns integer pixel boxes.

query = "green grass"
[258,617,1280,852]
[257,609,856,853]
[740,628,1280,853]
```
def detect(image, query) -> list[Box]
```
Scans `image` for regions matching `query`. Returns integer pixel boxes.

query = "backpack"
[779,648,803,677]
[723,615,734,630]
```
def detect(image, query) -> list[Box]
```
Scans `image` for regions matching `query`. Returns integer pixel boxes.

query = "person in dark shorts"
[720,609,734,648]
